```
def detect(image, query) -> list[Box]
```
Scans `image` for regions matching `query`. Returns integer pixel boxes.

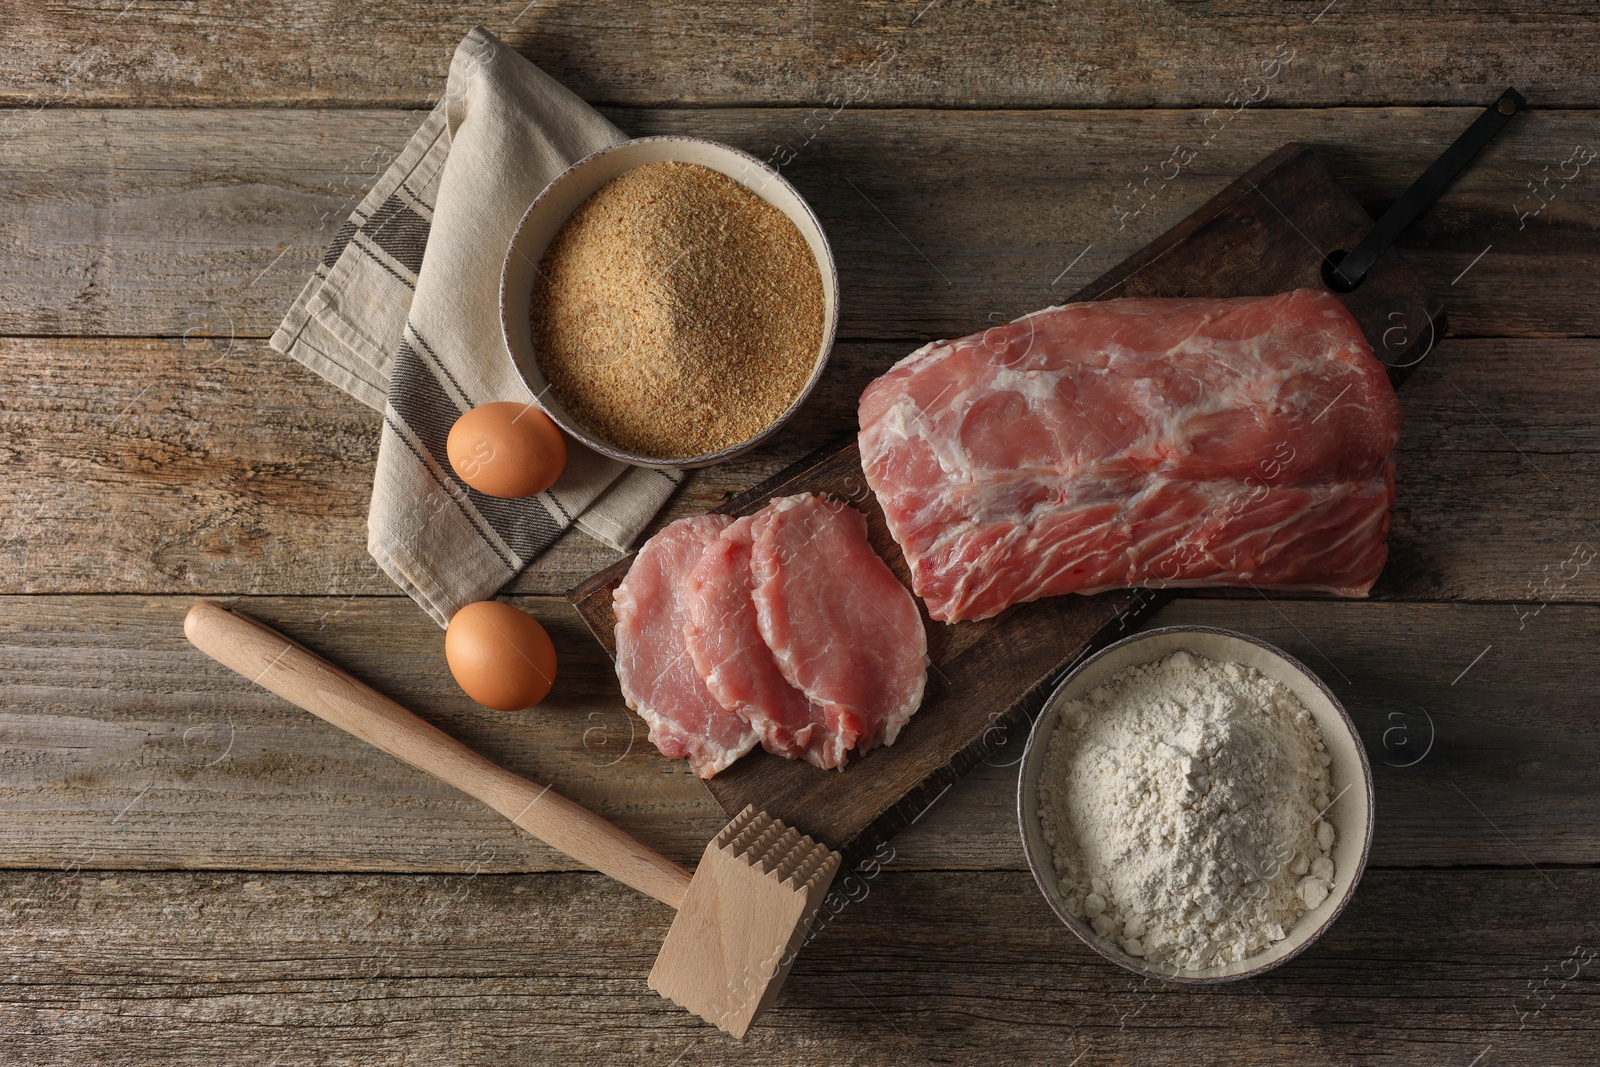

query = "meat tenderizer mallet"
[183,600,840,1038]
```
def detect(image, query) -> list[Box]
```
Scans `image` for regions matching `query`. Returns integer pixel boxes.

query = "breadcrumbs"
[530,161,825,459]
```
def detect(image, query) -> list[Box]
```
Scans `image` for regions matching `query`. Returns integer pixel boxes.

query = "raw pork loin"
[684,515,838,768]
[749,494,927,761]
[617,494,927,776]
[613,513,758,778]
[857,290,1404,623]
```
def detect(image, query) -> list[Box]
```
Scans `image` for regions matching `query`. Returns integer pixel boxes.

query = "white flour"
[1038,651,1336,970]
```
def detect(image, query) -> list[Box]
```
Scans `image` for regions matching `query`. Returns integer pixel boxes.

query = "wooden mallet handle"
[184,600,693,909]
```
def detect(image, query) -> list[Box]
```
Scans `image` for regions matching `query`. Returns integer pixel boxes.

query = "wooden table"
[4,3,1598,1063]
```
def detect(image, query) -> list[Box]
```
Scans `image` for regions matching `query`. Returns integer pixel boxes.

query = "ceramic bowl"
[500,135,839,470]
[1016,625,1375,982]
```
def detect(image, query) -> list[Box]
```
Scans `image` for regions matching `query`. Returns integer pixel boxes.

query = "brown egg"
[445,600,558,711]
[447,402,568,498]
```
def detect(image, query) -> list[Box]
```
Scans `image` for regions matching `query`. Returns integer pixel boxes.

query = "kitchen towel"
[270,26,681,627]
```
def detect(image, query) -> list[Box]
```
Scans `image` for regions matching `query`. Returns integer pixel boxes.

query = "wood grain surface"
[2,867,1595,1064]
[181,600,696,908]
[4,1,1599,1061]
[3,1,1597,108]
[2,107,1597,340]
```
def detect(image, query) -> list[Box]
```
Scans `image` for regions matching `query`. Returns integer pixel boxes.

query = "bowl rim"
[1015,623,1376,984]
[498,134,840,470]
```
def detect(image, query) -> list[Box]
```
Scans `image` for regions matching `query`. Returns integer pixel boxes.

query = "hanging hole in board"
[1320,249,1364,293]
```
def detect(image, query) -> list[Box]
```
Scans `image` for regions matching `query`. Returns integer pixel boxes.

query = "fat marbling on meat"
[683,515,843,769]
[857,290,1404,623]
[613,513,759,778]
[749,494,927,757]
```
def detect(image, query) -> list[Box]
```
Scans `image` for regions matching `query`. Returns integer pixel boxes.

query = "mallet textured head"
[648,805,840,1038]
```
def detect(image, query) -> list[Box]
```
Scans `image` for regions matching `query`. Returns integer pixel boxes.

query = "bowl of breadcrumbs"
[501,136,838,468]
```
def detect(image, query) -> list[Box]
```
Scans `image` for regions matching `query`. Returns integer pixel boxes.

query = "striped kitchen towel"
[270,27,682,627]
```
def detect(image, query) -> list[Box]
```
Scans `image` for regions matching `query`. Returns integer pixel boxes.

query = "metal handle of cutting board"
[183,600,693,909]
[1326,85,1526,290]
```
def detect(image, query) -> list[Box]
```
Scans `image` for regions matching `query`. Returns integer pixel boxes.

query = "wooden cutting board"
[568,141,1444,867]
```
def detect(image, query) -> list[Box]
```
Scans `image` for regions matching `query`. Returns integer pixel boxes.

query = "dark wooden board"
[569,142,1443,865]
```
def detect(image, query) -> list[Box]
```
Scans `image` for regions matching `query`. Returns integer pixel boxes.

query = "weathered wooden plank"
[3,1,1598,109]
[5,335,1598,602]
[0,593,724,874]
[3,594,1598,873]
[0,108,424,339]
[0,107,1595,340]
[1,867,1595,1065]
[0,335,875,597]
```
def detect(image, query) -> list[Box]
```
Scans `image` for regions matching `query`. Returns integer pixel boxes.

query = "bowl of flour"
[1017,625,1374,982]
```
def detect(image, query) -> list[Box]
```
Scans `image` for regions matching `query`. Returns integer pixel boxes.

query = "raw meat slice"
[683,516,846,769]
[858,290,1404,623]
[613,514,758,778]
[749,494,927,755]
